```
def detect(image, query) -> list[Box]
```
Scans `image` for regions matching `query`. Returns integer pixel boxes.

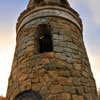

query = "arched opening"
[34,0,44,4]
[35,24,53,53]
[14,91,42,100]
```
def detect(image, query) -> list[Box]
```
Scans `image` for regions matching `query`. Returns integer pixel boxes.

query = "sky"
[0,0,100,96]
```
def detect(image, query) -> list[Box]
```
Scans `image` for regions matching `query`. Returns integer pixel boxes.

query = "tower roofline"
[17,5,83,34]
[27,0,71,9]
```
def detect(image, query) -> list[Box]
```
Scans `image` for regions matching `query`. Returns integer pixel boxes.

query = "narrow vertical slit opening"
[35,24,53,53]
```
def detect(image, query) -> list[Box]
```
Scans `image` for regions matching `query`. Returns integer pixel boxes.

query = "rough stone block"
[25,45,34,53]
[64,86,76,94]
[59,42,66,47]
[84,94,94,100]
[43,52,54,58]
[65,52,72,57]
[32,70,39,83]
[80,77,88,83]
[65,63,72,70]
[72,54,79,59]
[40,87,49,99]
[54,59,67,66]
[21,58,29,65]
[39,69,47,77]
[82,71,89,78]
[42,58,50,65]
[54,46,63,53]
[84,86,91,93]
[32,83,42,92]
[64,24,70,30]
[67,42,78,50]
[72,95,84,100]
[72,77,81,86]
[18,74,28,82]
[26,41,34,46]
[49,85,63,94]
[76,87,84,95]
[58,77,72,86]
[45,65,57,70]
[21,43,26,50]
[59,70,70,77]
[17,50,25,58]
[48,71,58,79]
[20,79,31,92]
[55,53,67,61]
[57,93,71,100]
[73,63,81,71]
[46,95,57,100]
[53,34,63,40]
[64,47,72,53]
[64,35,72,42]
[10,87,20,100]
[66,57,76,63]
[40,75,49,84]
[71,69,81,77]
[53,40,59,45]
[23,36,32,43]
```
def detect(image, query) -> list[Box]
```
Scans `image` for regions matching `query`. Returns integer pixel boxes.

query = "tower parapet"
[27,0,71,9]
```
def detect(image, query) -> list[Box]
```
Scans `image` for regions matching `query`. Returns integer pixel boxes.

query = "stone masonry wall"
[6,17,98,100]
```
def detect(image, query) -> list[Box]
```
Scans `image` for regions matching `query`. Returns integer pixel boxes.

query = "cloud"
[69,0,100,25]
[86,0,100,25]
[69,0,100,52]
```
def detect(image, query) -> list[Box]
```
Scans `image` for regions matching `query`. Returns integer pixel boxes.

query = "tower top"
[27,0,70,9]
[17,0,82,33]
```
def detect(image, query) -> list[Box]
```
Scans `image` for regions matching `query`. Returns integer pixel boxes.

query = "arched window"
[35,24,53,53]
[34,0,44,4]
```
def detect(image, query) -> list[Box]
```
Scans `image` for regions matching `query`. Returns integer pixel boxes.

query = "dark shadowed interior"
[35,24,53,53]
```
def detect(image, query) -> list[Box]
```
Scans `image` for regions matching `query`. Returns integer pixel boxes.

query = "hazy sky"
[0,0,100,96]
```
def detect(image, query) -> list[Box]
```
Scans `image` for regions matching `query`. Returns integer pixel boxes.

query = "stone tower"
[6,0,98,100]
